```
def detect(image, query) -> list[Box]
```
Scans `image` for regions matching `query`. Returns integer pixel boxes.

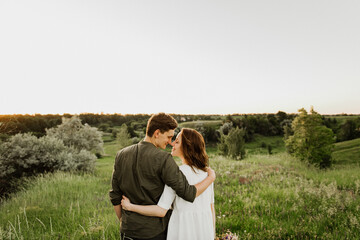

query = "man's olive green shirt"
[109,141,196,238]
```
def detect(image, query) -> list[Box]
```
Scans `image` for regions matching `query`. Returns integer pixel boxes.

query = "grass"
[205,134,286,157]
[1,138,360,239]
[213,153,360,239]
[244,134,285,155]
[332,138,360,166]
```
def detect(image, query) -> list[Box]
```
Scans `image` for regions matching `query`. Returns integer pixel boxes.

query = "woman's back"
[158,164,214,240]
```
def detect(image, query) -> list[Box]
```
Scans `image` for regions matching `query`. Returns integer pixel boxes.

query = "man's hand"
[195,167,216,197]
[121,196,133,211]
[206,167,216,181]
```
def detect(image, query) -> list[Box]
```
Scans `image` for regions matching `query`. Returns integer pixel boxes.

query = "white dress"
[157,164,214,240]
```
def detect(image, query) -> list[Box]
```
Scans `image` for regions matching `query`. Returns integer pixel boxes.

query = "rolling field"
[179,120,223,128]
[1,138,360,239]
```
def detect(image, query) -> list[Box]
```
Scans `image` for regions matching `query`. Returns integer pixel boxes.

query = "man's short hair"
[146,113,178,137]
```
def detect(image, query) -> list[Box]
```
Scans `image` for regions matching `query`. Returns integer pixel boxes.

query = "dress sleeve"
[157,185,176,210]
[160,155,196,202]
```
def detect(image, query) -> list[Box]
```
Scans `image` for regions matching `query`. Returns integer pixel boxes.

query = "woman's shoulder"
[179,164,207,176]
[179,164,191,172]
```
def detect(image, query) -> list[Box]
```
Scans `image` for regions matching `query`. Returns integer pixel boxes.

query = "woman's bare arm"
[121,196,168,217]
[211,203,216,237]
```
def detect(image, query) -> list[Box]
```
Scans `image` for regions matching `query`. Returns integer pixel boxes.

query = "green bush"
[285,107,335,168]
[46,116,103,154]
[0,116,102,198]
[218,127,246,160]
[116,124,133,148]
[0,133,96,197]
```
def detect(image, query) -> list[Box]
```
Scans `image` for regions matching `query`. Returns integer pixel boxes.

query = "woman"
[121,128,215,240]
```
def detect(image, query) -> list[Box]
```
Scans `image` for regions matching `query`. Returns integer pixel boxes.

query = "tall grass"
[1,139,359,239]
[213,153,360,239]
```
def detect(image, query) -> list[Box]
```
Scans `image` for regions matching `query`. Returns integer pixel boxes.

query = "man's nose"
[169,141,175,147]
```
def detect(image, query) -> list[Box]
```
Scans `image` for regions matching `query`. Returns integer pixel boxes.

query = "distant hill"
[179,120,223,128]
[332,138,360,165]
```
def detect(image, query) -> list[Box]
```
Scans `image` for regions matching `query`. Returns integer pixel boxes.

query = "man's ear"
[153,129,160,138]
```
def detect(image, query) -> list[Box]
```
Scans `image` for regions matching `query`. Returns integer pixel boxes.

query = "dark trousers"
[120,230,167,240]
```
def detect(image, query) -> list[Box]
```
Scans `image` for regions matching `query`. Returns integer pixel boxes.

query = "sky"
[0,0,359,115]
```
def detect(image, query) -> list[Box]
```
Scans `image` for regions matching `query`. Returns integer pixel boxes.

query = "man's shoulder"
[116,143,138,157]
[138,141,172,159]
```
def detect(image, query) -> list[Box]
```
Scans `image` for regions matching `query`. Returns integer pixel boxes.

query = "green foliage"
[97,123,111,132]
[282,119,293,140]
[219,122,233,135]
[116,124,133,149]
[337,119,360,142]
[285,108,335,168]
[0,133,96,197]
[46,116,103,154]
[267,145,272,155]
[193,123,219,143]
[218,127,246,160]
[218,133,228,156]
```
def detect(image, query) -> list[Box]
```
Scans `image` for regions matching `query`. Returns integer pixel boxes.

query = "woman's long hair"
[180,128,209,172]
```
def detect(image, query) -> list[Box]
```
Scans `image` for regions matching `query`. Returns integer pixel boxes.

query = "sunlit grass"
[1,138,359,239]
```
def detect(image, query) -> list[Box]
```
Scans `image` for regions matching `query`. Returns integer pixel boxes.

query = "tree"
[218,127,246,160]
[226,127,246,160]
[337,119,358,142]
[116,124,133,148]
[285,107,334,168]
[46,116,103,154]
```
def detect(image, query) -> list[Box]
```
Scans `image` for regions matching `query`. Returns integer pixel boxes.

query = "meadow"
[0,137,359,239]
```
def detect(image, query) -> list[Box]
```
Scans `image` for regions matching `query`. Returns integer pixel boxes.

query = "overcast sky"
[1,0,359,115]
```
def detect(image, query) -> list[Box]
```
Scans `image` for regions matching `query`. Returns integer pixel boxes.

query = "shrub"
[267,144,273,154]
[218,127,246,160]
[226,127,246,160]
[217,133,228,156]
[219,122,233,135]
[46,116,103,154]
[0,133,96,197]
[337,119,360,142]
[97,123,110,132]
[285,107,335,168]
[116,124,133,148]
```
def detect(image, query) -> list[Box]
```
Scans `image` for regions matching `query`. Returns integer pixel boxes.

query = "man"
[109,113,215,240]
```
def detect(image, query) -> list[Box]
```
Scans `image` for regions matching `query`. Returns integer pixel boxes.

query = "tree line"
[1,112,359,143]
[0,113,219,140]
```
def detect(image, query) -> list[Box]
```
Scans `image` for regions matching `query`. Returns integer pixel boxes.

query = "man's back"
[110,141,196,238]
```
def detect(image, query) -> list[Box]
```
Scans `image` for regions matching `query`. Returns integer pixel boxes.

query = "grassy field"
[1,138,360,239]
[205,134,286,157]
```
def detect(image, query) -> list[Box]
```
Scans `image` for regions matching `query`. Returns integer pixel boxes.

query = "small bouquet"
[216,230,239,240]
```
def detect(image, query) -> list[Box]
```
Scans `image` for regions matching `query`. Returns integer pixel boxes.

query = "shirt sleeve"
[157,185,176,210]
[160,155,196,203]
[109,152,123,206]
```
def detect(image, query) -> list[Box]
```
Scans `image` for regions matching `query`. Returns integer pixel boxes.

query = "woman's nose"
[170,141,175,147]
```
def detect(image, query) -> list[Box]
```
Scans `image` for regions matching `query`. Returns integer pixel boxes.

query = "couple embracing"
[109,113,216,240]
